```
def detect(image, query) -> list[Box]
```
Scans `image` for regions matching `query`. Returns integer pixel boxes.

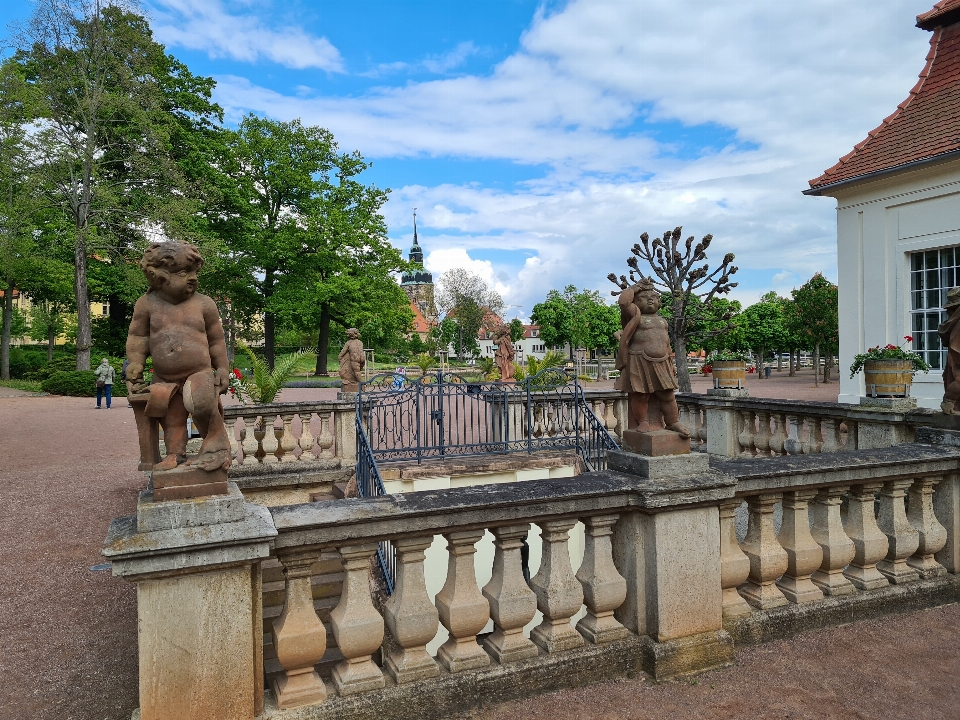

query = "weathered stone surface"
[530,518,585,653]
[934,472,960,572]
[482,524,538,664]
[739,493,789,610]
[338,329,365,393]
[858,396,917,412]
[706,388,749,398]
[384,537,440,683]
[843,483,890,591]
[718,500,751,617]
[639,630,734,681]
[435,530,491,672]
[917,426,960,446]
[622,428,690,456]
[331,544,385,696]
[136,482,245,533]
[576,514,629,644]
[607,449,709,479]
[775,489,824,604]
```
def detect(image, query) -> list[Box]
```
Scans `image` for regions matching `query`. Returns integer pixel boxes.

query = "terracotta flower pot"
[712,360,746,389]
[863,359,914,397]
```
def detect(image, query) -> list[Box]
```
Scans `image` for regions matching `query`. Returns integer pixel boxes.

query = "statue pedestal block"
[622,429,690,457]
[608,449,709,480]
[152,464,229,501]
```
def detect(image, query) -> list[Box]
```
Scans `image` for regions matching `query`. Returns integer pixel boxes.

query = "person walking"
[95,357,115,409]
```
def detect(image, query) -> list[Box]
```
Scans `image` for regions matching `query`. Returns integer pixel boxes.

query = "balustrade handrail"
[223,399,353,418]
[674,392,940,423]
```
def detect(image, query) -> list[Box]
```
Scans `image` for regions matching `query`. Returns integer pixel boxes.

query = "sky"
[1,0,939,320]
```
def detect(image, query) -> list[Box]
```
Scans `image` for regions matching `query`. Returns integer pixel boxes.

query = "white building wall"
[829,156,960,408]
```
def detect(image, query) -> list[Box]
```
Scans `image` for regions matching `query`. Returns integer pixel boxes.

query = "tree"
[436,269,503,361]
[509,318,525,343]
[791,273,839,388]
[531,286,619,357]
[14,1,223,369]
[530,291,572,352]
[739,293,787,379]
[608,226,738,392]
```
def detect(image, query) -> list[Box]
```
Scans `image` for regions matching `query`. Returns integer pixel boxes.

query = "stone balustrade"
[103,442,960,720]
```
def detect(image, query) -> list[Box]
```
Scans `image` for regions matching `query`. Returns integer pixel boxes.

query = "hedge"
[41,371,128,398]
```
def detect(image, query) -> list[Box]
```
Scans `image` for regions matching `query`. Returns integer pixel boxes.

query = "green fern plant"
[477,357,497,380]
[413,352,437,376]
[525,349,566,376]
[235,341,307,405]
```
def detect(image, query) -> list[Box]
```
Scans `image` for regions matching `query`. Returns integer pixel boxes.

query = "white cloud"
[422,42,479,74]
[148,0,344,71]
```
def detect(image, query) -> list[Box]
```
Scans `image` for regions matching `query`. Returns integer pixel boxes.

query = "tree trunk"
[823,354,833,383]
[777,352,783,372]
[74,235,91,370]
[813,344,820,388]
[1,288,12,381]
[47,316,55,363]
[757,349,765,379]
[314,305,331,375]
[789,349,796,377]
[674,334,692,393]
[263,269,275,371]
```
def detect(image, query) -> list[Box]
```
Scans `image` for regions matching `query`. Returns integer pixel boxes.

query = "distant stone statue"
[938,287,960,414]
[338,328,365,393]
[126,241,232,481]
[615,278,689,440]
[494,326,516,382]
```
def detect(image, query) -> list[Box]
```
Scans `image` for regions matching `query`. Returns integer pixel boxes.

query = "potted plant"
[705,350,752,389]
[849,336,930,397]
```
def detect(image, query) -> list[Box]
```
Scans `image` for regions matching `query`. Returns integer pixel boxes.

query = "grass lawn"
[0,379,43,392]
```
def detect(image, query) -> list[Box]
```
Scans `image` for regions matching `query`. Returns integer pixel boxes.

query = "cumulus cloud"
[148,0,344,71]
[200,0,935,315]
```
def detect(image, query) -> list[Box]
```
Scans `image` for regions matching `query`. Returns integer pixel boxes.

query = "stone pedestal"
[621,429,690,457]
[152,464,229,501]
[608,448,709,479]
[703,392,747,458]
[104,482,277,720]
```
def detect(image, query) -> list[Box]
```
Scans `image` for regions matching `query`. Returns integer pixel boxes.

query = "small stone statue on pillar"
[494,325,516,383]
[939,287,960,414]
[614,278,690,455]
[338,328,365,393]
[126,241,231,500]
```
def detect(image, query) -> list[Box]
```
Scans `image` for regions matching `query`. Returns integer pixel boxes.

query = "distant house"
[477,324,551,363]
[805,0,960,408]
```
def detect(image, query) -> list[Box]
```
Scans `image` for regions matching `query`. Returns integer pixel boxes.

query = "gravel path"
[2,389,956,720]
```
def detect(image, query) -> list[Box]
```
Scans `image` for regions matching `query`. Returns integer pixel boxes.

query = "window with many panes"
[910,247,960,370]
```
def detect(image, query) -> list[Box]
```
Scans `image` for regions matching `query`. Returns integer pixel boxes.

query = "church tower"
[400,211,438,323]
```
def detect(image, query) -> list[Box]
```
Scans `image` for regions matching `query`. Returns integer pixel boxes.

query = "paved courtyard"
[1,380,957,719]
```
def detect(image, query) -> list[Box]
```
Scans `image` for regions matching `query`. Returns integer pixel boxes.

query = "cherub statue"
[494,325,516,382]
[126,241,232,472]
[614,278,690,438]
[939,287,960,414]
[338,328,365,392]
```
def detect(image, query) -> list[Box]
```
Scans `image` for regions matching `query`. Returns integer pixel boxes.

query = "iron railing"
[355,414,395,594]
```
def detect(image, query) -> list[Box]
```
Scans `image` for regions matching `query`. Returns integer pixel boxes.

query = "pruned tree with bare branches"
[608,226,738,392]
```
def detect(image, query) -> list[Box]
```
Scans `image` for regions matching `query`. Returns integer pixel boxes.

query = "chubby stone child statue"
[126,241,232,472]
[338,328,365,393]
[614,278,690,438]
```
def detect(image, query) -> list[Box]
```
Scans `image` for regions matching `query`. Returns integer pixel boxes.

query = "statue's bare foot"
[155,454,181,471]
[665,422,691,439]
[194,448,231,472]
[942,400,955,415]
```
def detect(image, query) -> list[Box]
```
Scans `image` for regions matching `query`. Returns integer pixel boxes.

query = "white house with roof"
[477,324,551,363]
[805,0,960,408]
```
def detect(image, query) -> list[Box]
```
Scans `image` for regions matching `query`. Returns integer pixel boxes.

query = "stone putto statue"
[938,287,960,414]
[338,328,365,393]
[126,241,232,474]
[494,326,516,383]
[614,278,689,438]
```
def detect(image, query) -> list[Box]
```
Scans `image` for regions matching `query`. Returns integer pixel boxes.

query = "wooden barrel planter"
[712,361,747,389]
[863,359,914,397]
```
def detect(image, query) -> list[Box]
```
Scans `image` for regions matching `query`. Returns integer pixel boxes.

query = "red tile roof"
[807,9,960,192]
[918,0,960,30]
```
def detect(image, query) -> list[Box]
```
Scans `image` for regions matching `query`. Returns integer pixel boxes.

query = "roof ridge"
[808,27,942,188]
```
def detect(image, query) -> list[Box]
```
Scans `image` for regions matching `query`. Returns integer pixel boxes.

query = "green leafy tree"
[739,293,787,379]
[531,286,619,357]
[531,290,572,352]
[791,273,839,388]
[509,318,525,343]
[608,227,739,392]
[436,269,502,361]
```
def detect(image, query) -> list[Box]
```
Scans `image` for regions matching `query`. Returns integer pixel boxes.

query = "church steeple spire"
[408,208,424,266]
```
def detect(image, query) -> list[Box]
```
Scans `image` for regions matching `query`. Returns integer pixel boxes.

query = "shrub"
[8,348,47,379]
[25,354,79,381]
[41,370,128,397]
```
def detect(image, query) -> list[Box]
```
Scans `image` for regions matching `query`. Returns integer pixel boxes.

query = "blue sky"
[1,0,937,319]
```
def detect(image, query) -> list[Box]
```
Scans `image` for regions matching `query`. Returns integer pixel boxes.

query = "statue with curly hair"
[126,241,232,485]
[494,325,516,383]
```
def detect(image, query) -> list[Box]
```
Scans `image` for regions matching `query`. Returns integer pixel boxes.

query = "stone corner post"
[704,398,741,458]
[103,486,277,720]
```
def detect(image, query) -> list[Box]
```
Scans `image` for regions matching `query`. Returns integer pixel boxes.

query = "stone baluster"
[784,413,803,455]
[530,518,585,653]
[843,482,890,590]
[330,544,385,696]
[260,414,279,464]
[737,410,756,456]
[546,405,558,436]
[754,411,771,457]
[278,414,298,462]
[482,524,539,663]
[806,418,825,454]
[876,479,920,584]
[317,411,335,459]
[603,400,617,434]
[576,515,629,643]
[383,537,440,683]
[821,418,841,453]
[677,403,691,439]
[809,486,856,596]
[252,415,268,463]
[435,530,491,672]
[224,416,239,460]
[719,499,752,618]
[242,415,261,463]
[271,549,327,709]
[739,492,789,609]
[844,421,858,450]
[696,406,708,445]
[768,414,786,456]
[297,413,316,462]
[776,490,824,603]
[907,476,948,578]
[613,397,629,440]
